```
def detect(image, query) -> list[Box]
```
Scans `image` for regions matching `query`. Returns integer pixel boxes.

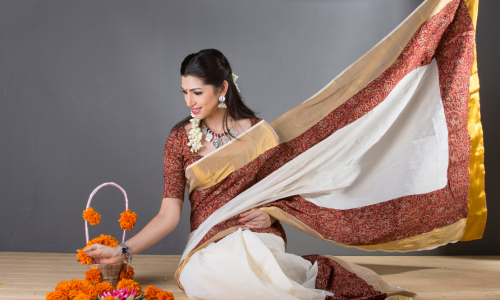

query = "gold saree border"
[259,207,467,252]
[185,121,279,195]
[269,0,454,143]
[461,0,487,241]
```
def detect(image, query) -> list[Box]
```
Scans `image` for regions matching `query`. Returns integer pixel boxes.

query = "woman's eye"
[181,90,187,94]
[194,92,202,95]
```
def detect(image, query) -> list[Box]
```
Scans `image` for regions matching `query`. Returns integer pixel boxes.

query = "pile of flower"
[47,203,174,299]
[46,264,174,300]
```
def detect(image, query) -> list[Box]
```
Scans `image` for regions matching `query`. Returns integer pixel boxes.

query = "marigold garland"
[96,282,114,294]
[77,234,119,265]
[87,234,119,247]
[84,266,102,285]
[116,278,142,295]
[82,207,101,225]
[119,263,135,280]
[119,209,137,230]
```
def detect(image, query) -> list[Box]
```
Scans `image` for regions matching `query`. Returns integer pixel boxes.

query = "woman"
[84,49,414,299]
[85,1,483,298]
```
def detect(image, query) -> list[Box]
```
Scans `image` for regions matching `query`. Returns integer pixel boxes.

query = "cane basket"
[84,182,130,287]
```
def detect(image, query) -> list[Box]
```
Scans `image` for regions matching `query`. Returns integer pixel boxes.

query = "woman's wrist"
[114,245,126,259]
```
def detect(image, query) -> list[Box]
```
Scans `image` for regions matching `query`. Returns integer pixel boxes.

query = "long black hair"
[171,49,257,134]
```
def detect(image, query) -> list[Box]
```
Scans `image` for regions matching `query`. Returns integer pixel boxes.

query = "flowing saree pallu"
[174,0,485,294]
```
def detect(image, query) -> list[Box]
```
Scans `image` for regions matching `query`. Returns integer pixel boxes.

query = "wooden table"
[0,252,498,299]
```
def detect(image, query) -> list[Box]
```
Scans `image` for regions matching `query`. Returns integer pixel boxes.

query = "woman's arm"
[84,197,183,264]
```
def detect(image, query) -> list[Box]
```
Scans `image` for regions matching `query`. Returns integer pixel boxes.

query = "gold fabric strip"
[258,207,467,252]
[461,0,487,241]
[269,0,453,143]
[185,121,279,195]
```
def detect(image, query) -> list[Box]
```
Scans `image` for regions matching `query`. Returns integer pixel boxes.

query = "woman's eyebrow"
[181,86,202,91]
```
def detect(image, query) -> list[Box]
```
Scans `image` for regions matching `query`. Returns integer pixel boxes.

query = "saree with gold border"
[163,0,485,299]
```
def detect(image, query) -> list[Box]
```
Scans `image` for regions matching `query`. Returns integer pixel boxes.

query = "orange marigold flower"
[68,290,79,299]
[119,209,137,230]
[158,291,175,300]
[116,278,142,294]
[80,283,98,299]
[143,286,161,300]
[73,291,92,300]
[54,280,71,296]
[84,266,102,284]
[96,282,114,295]
[77,249,92,265]
[46,291,66,300]
[70,278,87,290]
[119,263,135,280]
[144,286,174,300]
[87,234,119,247]
[83,207,101,225]
[102,296,116,300]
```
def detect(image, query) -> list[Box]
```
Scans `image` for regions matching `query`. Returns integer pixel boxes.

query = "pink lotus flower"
[100,288,141,300]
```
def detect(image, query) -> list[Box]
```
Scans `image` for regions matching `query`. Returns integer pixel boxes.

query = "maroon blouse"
[162,117,262,201]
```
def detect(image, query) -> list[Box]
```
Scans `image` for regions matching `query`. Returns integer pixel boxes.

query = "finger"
[84,244,97,253]
[85,249,101,258]
[239,208,257,217]
[239,211,260,223]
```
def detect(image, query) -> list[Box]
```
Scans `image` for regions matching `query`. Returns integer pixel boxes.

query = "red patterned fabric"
[302,255,387,300]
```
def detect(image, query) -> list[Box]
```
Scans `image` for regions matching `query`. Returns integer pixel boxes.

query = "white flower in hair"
[232,73,241,93]
[187,112,203,153]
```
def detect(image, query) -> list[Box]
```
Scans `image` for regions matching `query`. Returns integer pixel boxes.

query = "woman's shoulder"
[165,126,188,154]
[251,117,263,126]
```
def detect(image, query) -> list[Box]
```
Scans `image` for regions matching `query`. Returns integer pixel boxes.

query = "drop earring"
[218,95,227,108]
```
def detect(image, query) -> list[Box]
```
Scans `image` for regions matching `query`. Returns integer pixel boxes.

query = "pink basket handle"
[85,182,129,244]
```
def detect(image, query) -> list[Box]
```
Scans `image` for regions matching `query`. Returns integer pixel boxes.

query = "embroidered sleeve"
[162,128,187,201]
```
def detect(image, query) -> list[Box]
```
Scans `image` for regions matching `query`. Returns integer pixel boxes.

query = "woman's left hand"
[239,209,276,229]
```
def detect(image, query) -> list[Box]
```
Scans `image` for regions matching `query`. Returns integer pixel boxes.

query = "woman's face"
[181,75,226,120]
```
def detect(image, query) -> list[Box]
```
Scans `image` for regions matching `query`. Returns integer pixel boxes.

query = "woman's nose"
[185,94,195,107]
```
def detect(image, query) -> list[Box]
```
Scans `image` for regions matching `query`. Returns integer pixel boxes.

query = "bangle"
[119,242,132,264]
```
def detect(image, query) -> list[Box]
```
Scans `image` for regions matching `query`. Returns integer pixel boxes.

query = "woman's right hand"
[83,244,125,265]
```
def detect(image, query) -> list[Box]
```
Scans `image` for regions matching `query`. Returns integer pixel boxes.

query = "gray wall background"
[1,0,498,256]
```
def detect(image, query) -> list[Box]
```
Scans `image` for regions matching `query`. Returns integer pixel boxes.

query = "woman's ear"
[220,80,229,96]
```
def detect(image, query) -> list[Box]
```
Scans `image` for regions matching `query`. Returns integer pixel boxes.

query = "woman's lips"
[191,107,201,114]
